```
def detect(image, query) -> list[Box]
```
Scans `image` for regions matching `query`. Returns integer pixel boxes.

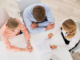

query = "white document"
[35,38,52,56]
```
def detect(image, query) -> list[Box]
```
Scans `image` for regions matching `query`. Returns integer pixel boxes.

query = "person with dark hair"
[23,3,55,33]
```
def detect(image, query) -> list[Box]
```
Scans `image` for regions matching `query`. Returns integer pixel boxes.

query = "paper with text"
[35,38,52,56]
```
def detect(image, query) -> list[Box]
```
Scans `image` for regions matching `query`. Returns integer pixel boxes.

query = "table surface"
[0,28,73,60]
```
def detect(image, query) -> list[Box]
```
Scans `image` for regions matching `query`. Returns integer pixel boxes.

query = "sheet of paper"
[35,38,52,56]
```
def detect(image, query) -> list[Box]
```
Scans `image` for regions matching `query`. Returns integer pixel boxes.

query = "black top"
[61,27,70,45]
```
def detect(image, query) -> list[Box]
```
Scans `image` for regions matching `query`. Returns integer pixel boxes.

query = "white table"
[0,29,73,60]
[31,29,73,60]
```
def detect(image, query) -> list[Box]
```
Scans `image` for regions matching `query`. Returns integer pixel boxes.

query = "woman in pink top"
[0,17,33,52]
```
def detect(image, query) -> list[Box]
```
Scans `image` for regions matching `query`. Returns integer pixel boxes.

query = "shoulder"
[0,23,7,35]
[23,3,50,14]
[71,28,80,43]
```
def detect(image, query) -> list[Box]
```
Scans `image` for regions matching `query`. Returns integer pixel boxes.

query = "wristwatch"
[26,41,30,44]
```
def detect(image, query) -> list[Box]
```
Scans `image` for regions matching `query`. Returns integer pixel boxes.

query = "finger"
[31,48,33,52]
[52,23,55,27]
[50,46,52,48]
[31,26,35,29]
[48,36,51,39]
[49,37,51,39]
[50,45,52,48]
[48,22,52,26]
[32,47,33,50]
[28,48,31,52]
[30,25,33,28]
[51,48,53,50]
[29,48,33,52]
[28,48,30,51]
[29,46,32,49]
[49,22,52,25]
[48,36,50,39]
[50,37,51,39]
[30,25,32,27]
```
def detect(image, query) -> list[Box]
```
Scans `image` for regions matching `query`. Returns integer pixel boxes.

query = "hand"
[27,43,33,52]
[48,33,53,39]
[46,23,55,31]
[30,22,38,29]
[50,45,57,50]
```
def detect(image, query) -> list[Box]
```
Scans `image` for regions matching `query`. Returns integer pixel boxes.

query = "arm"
[23,12,45,33]
[20,22,30,42]
[0,29,27,52]
[57,32,80,50]
[57,42,76,50]
[50,41,76,50]
[1,34,20,52]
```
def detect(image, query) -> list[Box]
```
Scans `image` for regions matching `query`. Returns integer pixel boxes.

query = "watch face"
[48,54,60,60]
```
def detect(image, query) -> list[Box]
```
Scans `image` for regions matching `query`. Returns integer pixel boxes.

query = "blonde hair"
[7,17,19,30]
[62,19,77,39]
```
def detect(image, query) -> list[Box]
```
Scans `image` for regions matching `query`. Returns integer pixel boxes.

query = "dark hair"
[33,6,45,22]
[7,17,19,30]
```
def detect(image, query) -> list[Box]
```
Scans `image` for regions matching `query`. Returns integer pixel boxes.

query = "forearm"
[38,21,50,27]
[46,23,55,31]
[3,40,20,52]
[5,44,20,52]
[20,48,28,51]
[29,27,45,33]
[57,45,74,50]
[23,31,30,42]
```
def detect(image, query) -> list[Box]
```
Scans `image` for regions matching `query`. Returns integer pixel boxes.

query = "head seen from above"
[33,5,46,22]
[6,17,20,31]
[62,19,77,39]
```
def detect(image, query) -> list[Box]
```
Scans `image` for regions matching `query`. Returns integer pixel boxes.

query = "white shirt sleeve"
[57,42,75,50]
[57,29,80,50]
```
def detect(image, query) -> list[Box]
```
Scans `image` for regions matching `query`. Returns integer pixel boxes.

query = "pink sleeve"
[20,23,30,42]
[0,29,20,52]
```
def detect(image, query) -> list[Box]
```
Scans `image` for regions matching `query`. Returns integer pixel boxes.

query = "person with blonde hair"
[0,17,33,52]
[48,19,80,51]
